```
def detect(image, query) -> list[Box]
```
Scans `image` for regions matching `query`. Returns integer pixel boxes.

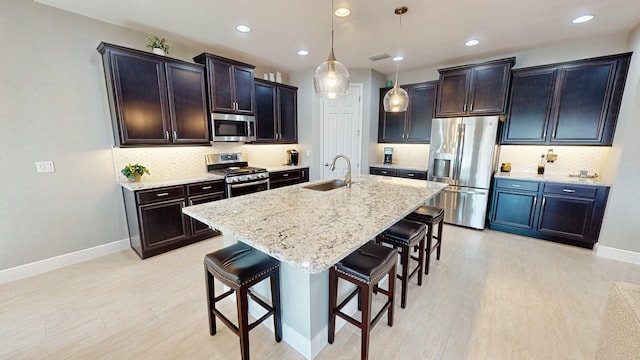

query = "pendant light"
[314,0,350,99]
[383,6,409,112]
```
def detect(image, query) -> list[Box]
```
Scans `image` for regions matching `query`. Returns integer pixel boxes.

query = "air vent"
[368,53,390,61]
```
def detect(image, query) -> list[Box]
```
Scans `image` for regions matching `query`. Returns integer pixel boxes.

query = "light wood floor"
[2,226,640,359]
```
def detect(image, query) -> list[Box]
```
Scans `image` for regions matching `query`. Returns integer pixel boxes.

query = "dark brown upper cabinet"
[501,53,632,145]
[193,53,255,115]
[436,58,515,117]
[98,43,209,146]
[254,79,298,143]
[378,81,437,143]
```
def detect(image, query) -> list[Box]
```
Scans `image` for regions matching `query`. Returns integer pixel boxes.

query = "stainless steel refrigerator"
[427,116,499,229]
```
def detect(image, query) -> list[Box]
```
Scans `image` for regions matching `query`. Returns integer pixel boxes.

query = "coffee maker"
[383,147,393,164]
[287,149,299,165]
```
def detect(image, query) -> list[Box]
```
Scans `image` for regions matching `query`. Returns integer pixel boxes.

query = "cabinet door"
[436,69,470,117]
[233,65,255,114]
[255,80,277,142]
[537,194,594,241]
[469,62,512,115]
[406,82,436,143]
[278,86,298,143]
[550,61,616,144]
[490,189,538,230]
[208,59,235,113]
[165,62,209,144]
[139,199,188,250]
[111,52,170,145]
[378,88,408,142]
[189,193,224,236]
[502,68,556,144]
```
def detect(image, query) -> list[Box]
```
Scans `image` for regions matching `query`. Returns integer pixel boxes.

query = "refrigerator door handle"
[453,123,466,181]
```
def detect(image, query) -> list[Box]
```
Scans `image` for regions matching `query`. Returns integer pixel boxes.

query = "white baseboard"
[596,245,640,265]
[0,239,130,285]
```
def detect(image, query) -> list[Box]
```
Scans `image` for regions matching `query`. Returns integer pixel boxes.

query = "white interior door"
[321,83,363,180]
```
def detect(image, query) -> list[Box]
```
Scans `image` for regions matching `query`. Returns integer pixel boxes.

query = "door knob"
[324,163,330,167]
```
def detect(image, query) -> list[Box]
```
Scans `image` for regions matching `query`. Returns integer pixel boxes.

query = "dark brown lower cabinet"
[269,167,309,189]
[489,178,609,249]
[123,180,224,259]
[369,166,427,180]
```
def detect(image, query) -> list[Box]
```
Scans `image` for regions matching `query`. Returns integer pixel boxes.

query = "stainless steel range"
[206,153,269,198]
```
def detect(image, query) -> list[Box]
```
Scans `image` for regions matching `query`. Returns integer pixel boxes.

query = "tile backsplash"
[498,145,610,176]
[374,144,430,169]
[112,143,300,182]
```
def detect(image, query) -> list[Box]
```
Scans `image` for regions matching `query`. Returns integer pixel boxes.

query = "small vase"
[152,48,165,56]
[130,174,142,182]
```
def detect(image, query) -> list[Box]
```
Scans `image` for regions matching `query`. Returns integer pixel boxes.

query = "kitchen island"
[183,174,446,359]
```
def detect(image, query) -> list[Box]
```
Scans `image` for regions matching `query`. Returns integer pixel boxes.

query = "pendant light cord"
[393,8,404,88]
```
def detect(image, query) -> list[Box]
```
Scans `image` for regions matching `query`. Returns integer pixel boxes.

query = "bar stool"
[328,241,397,360]
[376,219,426,309]
[204,242,281,360]
[406,205,444,275]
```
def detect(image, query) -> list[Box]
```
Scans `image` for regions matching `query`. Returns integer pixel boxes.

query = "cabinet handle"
[407,173,415,177]
[173,131,177,140]
[470,103,474,111]
[463,103,467,112]
[381,171,388,174]
[201,186,212,190]
[282,173,289,177]
[164,131,169,140]
[562,189,576,193]
[511,184,522,187]
[156,192,169,197]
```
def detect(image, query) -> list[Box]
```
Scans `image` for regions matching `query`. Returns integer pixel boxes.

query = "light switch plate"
[35,161,55,173]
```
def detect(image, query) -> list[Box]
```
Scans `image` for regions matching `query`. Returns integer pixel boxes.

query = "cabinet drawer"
[370,167,397,176]
[495,178,540,192]
[397,169,427,180]
[137,186,185,205]
[543,183,597,198]
[187,180,225,196]
[270,169,302,182]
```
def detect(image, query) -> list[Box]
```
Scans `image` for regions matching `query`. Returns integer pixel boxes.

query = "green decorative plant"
[145,35,169,54]
[121,163,150,181]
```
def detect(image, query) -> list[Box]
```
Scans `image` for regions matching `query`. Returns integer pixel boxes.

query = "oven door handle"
[228,179,270,189]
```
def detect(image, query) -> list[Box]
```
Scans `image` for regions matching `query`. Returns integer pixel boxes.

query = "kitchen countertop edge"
[494,171,611,187]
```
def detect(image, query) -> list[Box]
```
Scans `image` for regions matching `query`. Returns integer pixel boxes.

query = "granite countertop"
[265,164,310,172]
[183,174,447,273]
[117,165,311,191]
[118,173,225,191]
[370,163,428,172]
[495,170,611,187]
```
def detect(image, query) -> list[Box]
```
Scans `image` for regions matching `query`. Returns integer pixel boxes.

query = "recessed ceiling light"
[572,15,594,24]
[335,8,351,17]
[236,25,251,33]
[392,56,404,62]
[297,49,309,56]
[465,39,480,47]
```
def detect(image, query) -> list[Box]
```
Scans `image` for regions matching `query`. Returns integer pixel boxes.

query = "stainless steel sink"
[303,179,348,191]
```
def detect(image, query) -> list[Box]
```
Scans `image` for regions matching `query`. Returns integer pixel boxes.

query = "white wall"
[598,24,640,253]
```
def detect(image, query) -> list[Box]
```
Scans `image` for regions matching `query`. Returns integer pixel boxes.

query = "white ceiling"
[36,0,640,75]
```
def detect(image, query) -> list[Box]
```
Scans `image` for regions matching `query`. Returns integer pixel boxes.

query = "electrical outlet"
[35,161,55,173]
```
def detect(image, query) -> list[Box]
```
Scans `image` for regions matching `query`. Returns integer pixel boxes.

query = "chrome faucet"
[329,154,351,188]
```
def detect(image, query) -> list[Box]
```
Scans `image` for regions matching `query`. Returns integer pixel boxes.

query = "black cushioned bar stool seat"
[376,219,426,309]
[204,242,281,360]
[405,205,444,275]
[329,241,397,360]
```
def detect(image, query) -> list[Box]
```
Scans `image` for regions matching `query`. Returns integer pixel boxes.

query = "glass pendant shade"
[383,84,409,112]
[314,49,350,99]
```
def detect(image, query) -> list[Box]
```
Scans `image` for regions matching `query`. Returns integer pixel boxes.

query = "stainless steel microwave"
[211,113,256,142]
